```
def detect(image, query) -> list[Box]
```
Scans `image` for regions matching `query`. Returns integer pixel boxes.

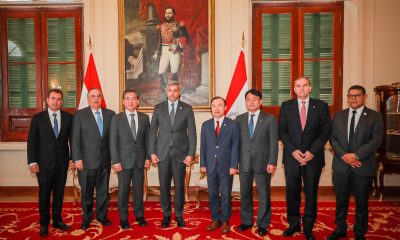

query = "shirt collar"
[297,97,310,104]
[48,108,61,116]
[350,105,365,114]
[248,109,260,117]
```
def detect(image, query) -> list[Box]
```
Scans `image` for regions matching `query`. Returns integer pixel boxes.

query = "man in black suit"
[278,77,331,240]
[27,89,73,237]
[148,81,196,228]
[72,88,115,230]
[110,89,150,230]
[236,89,278,236]
[328,85,383,240]
[200,97,239,234]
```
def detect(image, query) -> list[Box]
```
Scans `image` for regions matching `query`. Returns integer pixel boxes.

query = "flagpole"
[241,31,246,49]
[87,35,94,52]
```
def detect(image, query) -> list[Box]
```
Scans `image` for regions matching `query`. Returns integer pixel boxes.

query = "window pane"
[7,18,36,108]
[262,61,291,105]
[47,18,75,62]
[48,64,76,107]
[304,13,333,58]
[304,60,333,104]
[262,13,291,59]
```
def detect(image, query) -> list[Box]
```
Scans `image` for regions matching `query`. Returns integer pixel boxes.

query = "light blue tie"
[95,111,103,137]
[248,114,255,138]
[53,113,59,138]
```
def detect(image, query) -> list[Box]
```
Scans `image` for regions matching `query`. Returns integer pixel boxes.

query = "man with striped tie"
[27,89,73,237]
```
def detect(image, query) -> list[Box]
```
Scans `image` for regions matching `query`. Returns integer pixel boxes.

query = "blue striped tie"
[95,111,103,137]
[53,113,59,138]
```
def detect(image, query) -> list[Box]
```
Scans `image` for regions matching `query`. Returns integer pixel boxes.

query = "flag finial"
[240,31,246,49]
[87,35,94,51]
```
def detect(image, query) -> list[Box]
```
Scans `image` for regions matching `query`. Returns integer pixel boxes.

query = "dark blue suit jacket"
[200,117,239,174]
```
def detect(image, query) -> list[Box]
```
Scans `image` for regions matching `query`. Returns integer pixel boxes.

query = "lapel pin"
[223,123,227,126]
[313,106,316,109]
[364,112,367,116]
[179,107,183,110]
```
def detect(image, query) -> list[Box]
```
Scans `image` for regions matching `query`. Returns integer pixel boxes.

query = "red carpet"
[1,200,399,239]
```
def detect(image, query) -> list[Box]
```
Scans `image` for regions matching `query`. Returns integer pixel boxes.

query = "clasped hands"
[292,150,314,166]
[341,153,362,168]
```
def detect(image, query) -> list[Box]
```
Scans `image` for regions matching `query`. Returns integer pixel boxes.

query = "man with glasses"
[328,85,383,240]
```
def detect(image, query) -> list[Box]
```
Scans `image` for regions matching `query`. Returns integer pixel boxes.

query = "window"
[0,7,82,141]
[252,2,343,117]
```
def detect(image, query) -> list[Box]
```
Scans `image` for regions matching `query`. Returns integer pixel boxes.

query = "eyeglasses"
[347,94,364,99]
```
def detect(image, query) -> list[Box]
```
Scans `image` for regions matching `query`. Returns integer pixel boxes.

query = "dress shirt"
[168,99,179,113]
[125,110,138,135]
[297,97,310,118]
[248,109,260,129]
[214,116,225,131]
[347,105,365,141]
[91,108,103,121]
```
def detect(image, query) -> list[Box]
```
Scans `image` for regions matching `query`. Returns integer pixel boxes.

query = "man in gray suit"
[110,89,150,230]
[235,89,279,236]
[148,81,196,228]
[72,88,115,230]
[328,85,383,240]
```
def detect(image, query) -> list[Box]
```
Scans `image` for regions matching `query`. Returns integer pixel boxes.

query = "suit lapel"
[44,111,57,139]
[216,118,228,140]
[122,112,135,140]
[251,112,264,139]
[291,100,303,131]
[353,107,369,139]
[241,113,251,141]
[86,107,102,138]
[304,98,316,132]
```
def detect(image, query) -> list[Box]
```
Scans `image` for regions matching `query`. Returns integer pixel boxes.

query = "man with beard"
[153,6,189,91]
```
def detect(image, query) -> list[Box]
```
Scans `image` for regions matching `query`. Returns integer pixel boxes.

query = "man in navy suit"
[200,96,239,234]
[328,85,383,240]
[278,77,331,240]
[27,89,73,237]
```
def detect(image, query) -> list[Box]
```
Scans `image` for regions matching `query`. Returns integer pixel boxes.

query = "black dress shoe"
[136,217,147,226]
[81,220,91,230]
[355,235,366,240]
[120,220,130,229]
[283,225,301,236]
[52,221,71,231]
[237,223,253,231]
[176,216,185,227]
[96,217,111,226]
[161,216,171,228]
[327,229,347,240]
[39,225,48,237]
[258,227,268,236]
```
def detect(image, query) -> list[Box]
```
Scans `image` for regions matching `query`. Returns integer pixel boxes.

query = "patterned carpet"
[0,200,399,239]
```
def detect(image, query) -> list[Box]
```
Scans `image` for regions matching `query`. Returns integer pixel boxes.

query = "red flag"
[78,53,107,109]
[225,50,248,118]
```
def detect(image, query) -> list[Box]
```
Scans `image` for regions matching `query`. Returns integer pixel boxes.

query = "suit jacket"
[278,98,331,168]
[330,107,383,176]
[200,117,239,174]
[236,111,279,173]
[71,107,115,169]
[110,111,150,169]
[27,110,73,170]
[148,100,196,162]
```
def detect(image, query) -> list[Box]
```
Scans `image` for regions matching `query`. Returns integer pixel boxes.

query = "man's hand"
[75,160,84,171]
[303,151,314,163]
[266,165,276,174]
[151,154,160,164]
[342,153,362,168]
[292,150,306,165]
[113,164,122,173]
[183,156,192,166]
[229,168,238,175]
[29,163,39,173]
[200,167,206,173]
[68,160,75,170]
[144,159,151,169]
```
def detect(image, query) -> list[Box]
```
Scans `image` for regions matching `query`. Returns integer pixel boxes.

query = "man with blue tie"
[27,89,73,237]
[72,88,115,230]
[200,97,239,234]
[235,89,278,236]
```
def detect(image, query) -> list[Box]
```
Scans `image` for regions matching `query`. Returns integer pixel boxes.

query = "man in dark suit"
[236,89,279,236]
[328,85,383,240]
[278,77,331,240]
[148,81,196,228]
[200,97,239,234]
[110,89,150,230]
[72,88,115,230]
[27,89,73,237]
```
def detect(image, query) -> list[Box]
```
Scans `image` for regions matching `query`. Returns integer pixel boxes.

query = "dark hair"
[210,96,226,106]
[122,88,139,99]
[348,85,366,95]
[165,6,176,15]
[245,89,262,99]
[47,88,63,99]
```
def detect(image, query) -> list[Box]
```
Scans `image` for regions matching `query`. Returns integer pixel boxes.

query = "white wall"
[1,0,399,187]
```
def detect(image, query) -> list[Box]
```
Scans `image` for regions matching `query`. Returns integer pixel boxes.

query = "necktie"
[130,113,137,140]
[248,114,255,138]
[300,101,307,130]
[349,110,357,142]
[95,111,103,137]
[215,120,220,137]
[53,113,59,138]
[170,103,175,126]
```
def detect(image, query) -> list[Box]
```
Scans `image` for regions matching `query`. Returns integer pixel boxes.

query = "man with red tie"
[200,96,239,234]
[278,77,331,240]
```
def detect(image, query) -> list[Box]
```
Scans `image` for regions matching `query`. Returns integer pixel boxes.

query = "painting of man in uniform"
[121,0,212,109]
